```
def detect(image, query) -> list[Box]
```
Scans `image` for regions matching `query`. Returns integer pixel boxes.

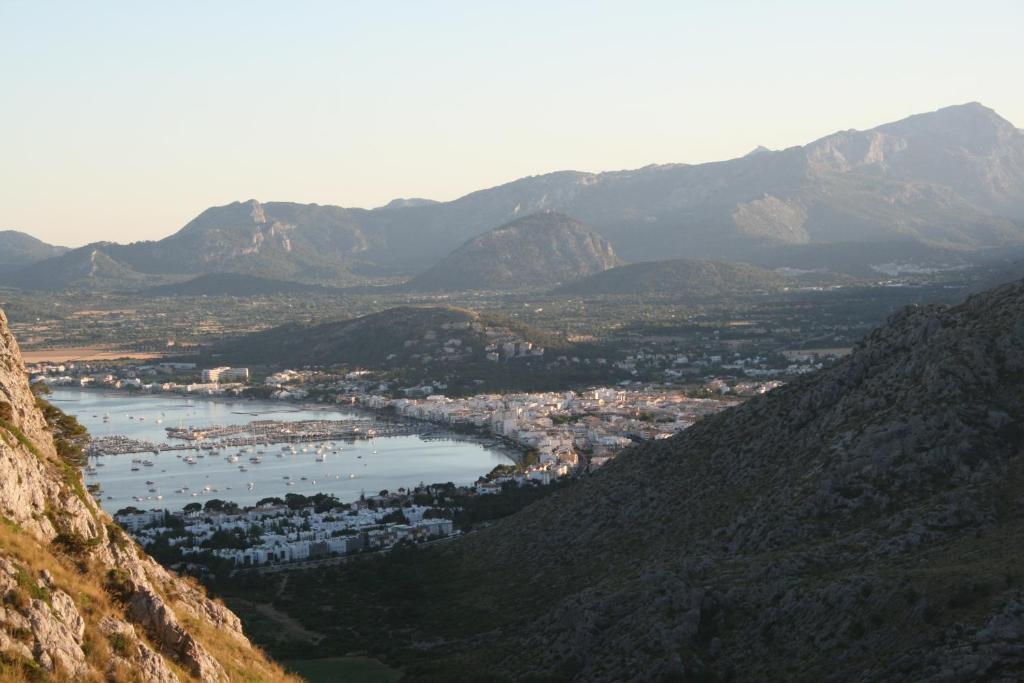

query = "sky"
[2,0,1022,247]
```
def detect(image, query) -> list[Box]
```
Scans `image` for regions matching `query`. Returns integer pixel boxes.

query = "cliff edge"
[0,308,296,681]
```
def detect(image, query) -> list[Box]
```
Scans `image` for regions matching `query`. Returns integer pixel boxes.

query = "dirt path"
[252,602,325,645]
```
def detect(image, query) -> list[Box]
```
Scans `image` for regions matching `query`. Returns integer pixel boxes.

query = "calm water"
[50,388,511,512]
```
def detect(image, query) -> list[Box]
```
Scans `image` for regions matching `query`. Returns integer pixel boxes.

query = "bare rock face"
[99,615,180,683]
[0,310,83,540]
[128,586,226,681]
[0,308,294,681]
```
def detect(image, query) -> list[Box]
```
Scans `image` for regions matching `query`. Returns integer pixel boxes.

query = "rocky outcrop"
[99,616,179,683]
[0,307,295,681]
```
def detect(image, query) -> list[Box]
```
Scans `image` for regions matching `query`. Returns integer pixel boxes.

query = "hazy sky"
[2,1,1022,247]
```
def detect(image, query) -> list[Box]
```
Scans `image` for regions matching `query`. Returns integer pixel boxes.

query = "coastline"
[53,384,529,466]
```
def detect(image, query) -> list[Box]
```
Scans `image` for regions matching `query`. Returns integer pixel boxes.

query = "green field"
[284,657,403,683]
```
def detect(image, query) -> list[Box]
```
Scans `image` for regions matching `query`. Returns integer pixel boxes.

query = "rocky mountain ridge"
[0,309,293,681]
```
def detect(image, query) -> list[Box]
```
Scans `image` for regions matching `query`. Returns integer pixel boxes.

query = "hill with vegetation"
[0,231,66,274]
[0,246,168,292]
[555,257,788,296]
[404,212,620,291]
[0,308,295,681]
[208,305,559,368]
[236,278,1024,681]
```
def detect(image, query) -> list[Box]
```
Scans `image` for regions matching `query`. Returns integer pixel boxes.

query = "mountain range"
[3,102,1023,291]
[271,276,1024,681]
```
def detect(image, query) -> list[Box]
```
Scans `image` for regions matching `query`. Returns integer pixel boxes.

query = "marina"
[86,419,442,456]
[50,388,514,512]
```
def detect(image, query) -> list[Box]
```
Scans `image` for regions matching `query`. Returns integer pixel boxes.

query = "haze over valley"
[2,3,1024,681]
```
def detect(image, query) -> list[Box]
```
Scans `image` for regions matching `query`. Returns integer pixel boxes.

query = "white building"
[202,367,250,383]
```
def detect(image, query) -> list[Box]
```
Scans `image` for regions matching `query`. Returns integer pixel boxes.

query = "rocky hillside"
[554,257,789,296]
[15,103,1024,289]
[0,309,294,681]
[404,212,620,291]
[272,278,1024,681]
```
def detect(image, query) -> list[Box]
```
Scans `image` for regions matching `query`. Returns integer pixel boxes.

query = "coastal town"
[36,357,784,571]
[30,358,780,472]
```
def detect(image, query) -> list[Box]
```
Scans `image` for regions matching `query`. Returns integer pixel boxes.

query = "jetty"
[86,417,447,456]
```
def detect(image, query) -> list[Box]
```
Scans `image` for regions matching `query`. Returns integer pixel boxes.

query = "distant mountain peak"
[405,212,620,292]
[744,145,772,157]
[379,197,440,209]
[874,101,1019,144]
[0,230,69,275]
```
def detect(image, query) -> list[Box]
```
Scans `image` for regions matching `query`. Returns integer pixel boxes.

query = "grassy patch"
[284,657,403,683]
